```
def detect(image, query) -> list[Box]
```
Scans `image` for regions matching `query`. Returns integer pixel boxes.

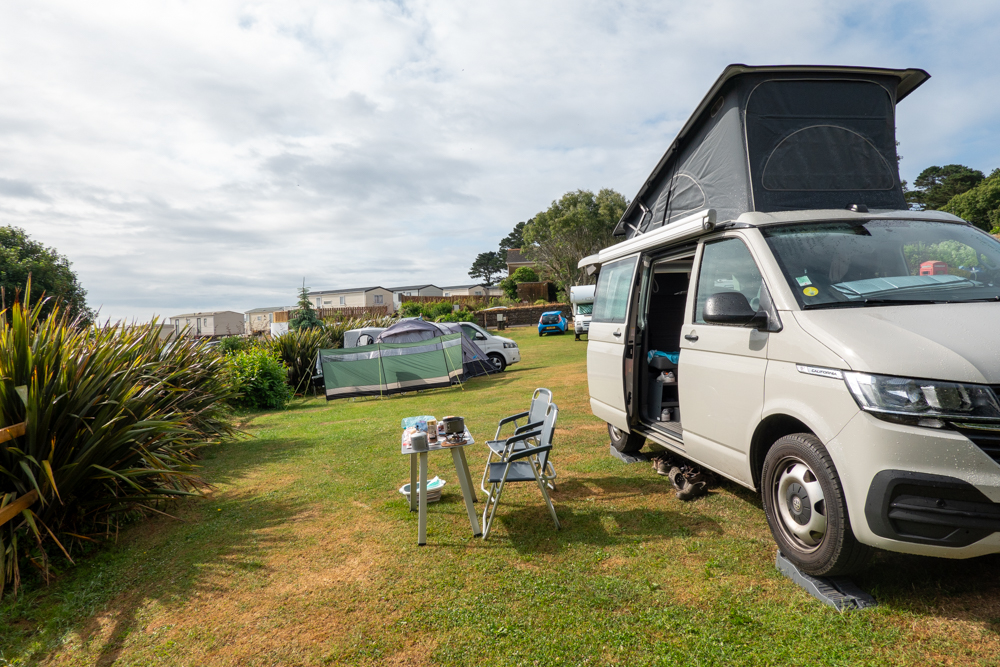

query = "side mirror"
[703,292,769,329]
[475,333,487,341]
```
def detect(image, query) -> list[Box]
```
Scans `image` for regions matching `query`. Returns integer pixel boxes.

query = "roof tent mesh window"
[761,125,895,191]
[745,78,904,211]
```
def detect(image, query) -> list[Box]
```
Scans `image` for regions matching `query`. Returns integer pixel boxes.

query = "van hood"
[793,303,1000,384]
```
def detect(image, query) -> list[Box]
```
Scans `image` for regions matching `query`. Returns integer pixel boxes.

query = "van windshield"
[761,219,1000,309]
[576,303,593,315]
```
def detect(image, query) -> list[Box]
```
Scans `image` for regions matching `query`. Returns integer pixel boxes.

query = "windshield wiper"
[803,298,942,310]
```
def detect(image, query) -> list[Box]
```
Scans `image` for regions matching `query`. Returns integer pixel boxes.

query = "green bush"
[217,335,250,355]
[0,297,235,597]
[228,347,292,410]
[400,302,423,317]
[534,299,547,305]
[436,309,475,323]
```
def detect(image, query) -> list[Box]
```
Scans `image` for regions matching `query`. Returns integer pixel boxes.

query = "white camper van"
[570,285,596,341]
[585,64,1000,577]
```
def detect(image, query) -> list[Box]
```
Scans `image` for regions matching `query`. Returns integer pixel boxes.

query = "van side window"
[593,256,638,324]
[695,238,766,324]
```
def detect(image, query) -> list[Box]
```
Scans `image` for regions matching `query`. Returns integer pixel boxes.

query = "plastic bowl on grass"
[399,476,446,503]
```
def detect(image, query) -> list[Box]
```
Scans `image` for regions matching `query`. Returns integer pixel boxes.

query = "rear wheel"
[761,433,870,576]
[608,423,645,453]
[487,353,506,372]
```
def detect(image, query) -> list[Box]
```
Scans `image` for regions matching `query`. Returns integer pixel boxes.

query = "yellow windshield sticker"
[803,287,819,297]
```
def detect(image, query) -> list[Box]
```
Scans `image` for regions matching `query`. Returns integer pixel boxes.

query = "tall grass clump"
[0,295,235,598]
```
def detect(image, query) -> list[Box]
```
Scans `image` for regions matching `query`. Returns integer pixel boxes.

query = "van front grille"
[952,424,1000,465]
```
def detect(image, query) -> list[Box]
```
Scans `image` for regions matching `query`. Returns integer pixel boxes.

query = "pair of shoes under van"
[669,467,708,501]
[651,454,673,476]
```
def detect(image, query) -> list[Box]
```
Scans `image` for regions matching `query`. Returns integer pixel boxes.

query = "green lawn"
[3,327,1000,666]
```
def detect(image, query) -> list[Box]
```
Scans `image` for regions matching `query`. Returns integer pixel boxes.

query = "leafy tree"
[498,221,526,255]
[499,266,539,299]
[942,169,1000,232]
[468,251,505,285]
[289,282,322,330]
[522,189,628,292]
[906,165,985,210]
[0,225,93,323]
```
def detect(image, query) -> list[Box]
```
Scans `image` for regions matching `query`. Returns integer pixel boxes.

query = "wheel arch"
[750,414,815,490]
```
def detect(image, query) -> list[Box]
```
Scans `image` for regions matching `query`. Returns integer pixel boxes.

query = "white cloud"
[1,0,998,321]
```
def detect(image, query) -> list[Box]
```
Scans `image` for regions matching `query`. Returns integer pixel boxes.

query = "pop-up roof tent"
[318,319,493,400]
[614,64,930,239]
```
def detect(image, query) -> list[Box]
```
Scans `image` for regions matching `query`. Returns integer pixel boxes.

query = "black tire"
[487,353,506,372]
[608,423,645,454]
[761,433,871,577]
[538,332,543,337]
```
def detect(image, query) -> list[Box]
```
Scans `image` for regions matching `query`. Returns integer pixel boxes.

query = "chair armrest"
[513,420,543,435]
[497,411,530,426]
[508,444,552,463]
[495,411,531,439]
[504,429,541,445]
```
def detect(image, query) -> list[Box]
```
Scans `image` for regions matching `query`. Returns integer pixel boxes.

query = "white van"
[585,64,1000,577]
[570,285,596,340]
[458,322,520,372]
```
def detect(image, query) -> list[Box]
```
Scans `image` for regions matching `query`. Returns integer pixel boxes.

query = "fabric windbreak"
[319,333,464,400]
[593,256,638,324]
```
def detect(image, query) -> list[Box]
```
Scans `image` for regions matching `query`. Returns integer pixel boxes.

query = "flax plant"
[0,293,235,597]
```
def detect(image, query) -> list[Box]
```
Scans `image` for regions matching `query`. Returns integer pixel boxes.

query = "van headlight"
[503,342,517,349]
[844,372,1000,427]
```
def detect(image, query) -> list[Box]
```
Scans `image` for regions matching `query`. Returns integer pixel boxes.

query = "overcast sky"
[2,1,999,322]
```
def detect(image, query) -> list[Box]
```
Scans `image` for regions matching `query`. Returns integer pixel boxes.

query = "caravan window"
[593,256,638,324]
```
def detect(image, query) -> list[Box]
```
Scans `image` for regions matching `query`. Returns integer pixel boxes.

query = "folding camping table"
[401,429,481,545]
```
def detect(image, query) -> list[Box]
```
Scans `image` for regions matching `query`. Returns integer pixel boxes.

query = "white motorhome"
[585,64,1000,577]
[570,285,596,341]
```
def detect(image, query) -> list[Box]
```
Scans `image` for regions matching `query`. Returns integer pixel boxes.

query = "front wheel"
[761,433,870,576]
[608,423,645,454]
[487,353,506,372]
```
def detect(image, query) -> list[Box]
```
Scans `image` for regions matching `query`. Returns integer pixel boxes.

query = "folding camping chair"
[481,403,561,540]
[481,388,556,494]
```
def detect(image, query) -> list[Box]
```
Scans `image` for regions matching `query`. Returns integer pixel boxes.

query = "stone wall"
[475,303,572,329]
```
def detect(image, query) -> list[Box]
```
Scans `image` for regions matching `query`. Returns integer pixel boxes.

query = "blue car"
[538,311,568,336]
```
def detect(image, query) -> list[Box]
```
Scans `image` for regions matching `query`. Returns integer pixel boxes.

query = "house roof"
[387,284,438,292]
[308,286,388,296]
[506,249,532,264]
[245,306,294,314]
[169,311,243,319]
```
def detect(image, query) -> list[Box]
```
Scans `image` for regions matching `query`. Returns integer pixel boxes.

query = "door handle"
[684,332,699,342]
[612,330,622,338]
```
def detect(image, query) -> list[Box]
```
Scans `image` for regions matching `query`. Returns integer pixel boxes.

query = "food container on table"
[426,419,438,441]
[441,416,465,436]
[410,431,428,451]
